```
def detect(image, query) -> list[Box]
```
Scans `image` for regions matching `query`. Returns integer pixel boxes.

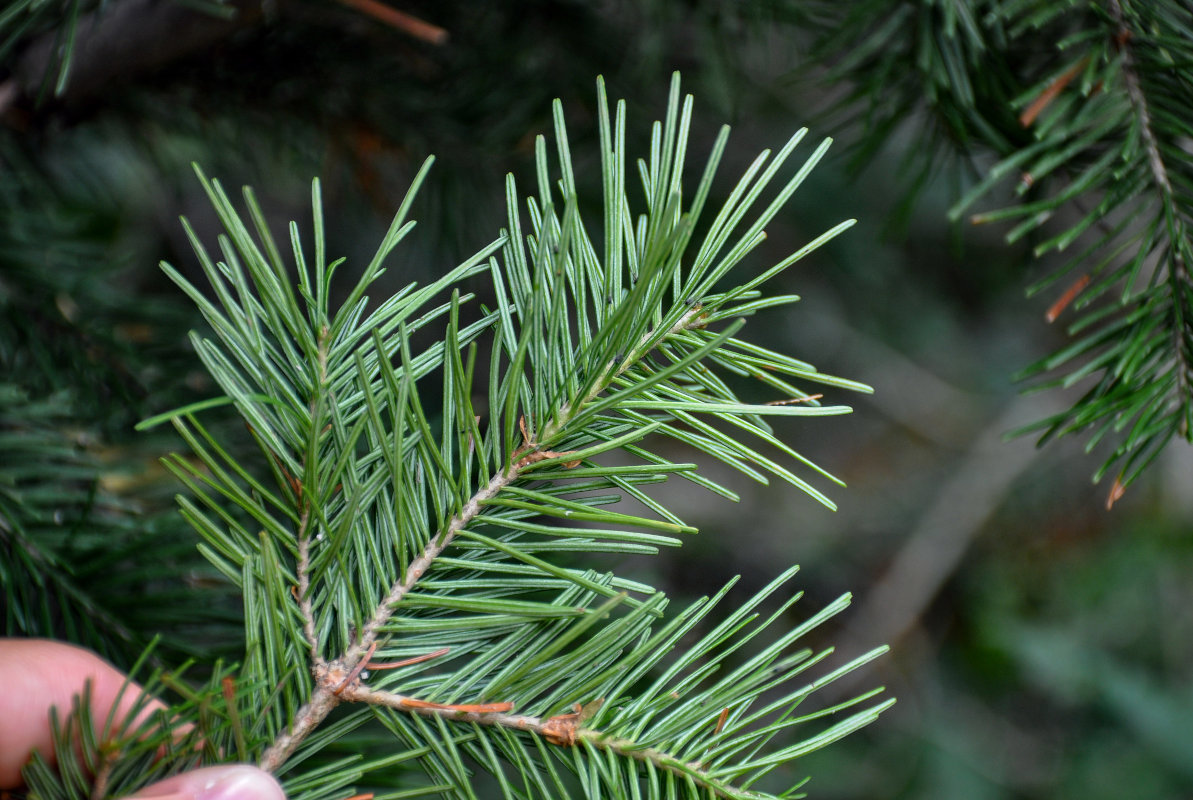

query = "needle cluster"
[30,75,890,800]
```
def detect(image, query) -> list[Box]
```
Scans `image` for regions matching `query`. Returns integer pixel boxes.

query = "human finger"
[125,765,285,800]
[0,639,167,788]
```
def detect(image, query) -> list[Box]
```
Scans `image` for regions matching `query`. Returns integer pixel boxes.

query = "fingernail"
[193,767,285,800]
[132,766,286,800]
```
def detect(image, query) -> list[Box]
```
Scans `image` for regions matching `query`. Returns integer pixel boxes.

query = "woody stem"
[258,462,524,772]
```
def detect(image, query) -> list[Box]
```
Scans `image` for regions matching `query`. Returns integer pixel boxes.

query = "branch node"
[326,642,376,695]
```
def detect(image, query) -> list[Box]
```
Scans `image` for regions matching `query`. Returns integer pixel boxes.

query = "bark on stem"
[258,464,522,772]
[261,308,702,772]
[337,686,765,800]
[295,507,319,662]
[296,326,329,663]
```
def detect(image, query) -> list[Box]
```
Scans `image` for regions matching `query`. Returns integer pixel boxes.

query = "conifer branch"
[541,303,710,442]
[262,304,697,769]
[133,74,889,798]
[340,685,770,800]
[359,462,522,646]
[1106,0,1193,410]
[1106,1,1174,201]
[809,0,1193,493]
[261,459,526,771]
[295,325,332,663]
[575,732,765,800]
[294,505,319,661]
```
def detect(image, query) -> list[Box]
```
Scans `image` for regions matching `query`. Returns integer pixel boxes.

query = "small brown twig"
[1019,57,1089,128]
[365,647,450,670]
[339,684,588,739]
[1045,274,1091,323]
[1106,475,1126,510]
[398,697,515,714]
[342,684,527,720]
[513,415,583,468]
[334,0,448,44]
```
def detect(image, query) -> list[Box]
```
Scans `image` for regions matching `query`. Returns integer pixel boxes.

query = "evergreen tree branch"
[0,516,137,649]
[808,0,1193,498]
[1105,0,1193,423]
[294,323,332,664]
[540,304,712,443]
[259,460,523,772]
[1109,2,1174,201]
[295,498,319,661]
[0,149,248,663]
[341,682,781,800]
[262,299,740,771]
[133,74,888,799]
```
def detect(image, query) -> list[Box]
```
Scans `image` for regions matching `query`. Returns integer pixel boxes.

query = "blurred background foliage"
[1,1,1191,798]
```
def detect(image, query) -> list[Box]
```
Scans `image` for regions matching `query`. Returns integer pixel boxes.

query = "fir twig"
[265,304,744,770]
[811,0,1193,496]
[259,460,523,771]
[1106,0,1193,422]
[332,0,449,45]
[144,74,888,799]
[294,503,319,661]
[340,684,775,800]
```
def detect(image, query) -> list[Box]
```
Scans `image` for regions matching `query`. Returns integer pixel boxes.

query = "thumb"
[128,766,285,800]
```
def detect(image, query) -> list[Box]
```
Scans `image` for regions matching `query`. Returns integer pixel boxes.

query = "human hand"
[0,639,285,800]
